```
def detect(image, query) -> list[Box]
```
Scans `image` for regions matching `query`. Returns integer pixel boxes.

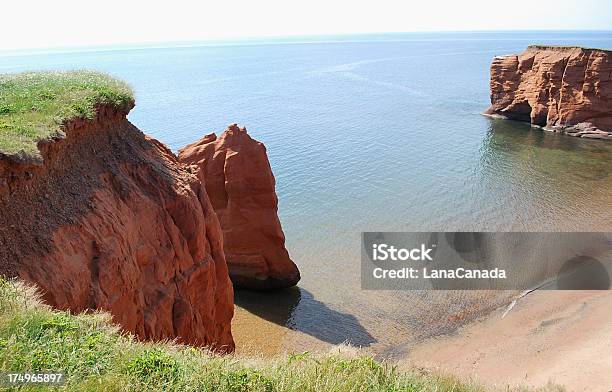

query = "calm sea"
[2,31,611,357]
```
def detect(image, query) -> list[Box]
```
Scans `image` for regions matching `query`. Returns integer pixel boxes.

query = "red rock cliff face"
[178,124,300,290]
[0,105,234,352]
[486,46,612,140]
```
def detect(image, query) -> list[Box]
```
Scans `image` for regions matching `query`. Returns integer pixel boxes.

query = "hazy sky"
[1,0,608,51]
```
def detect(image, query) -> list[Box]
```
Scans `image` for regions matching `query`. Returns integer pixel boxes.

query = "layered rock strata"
[485,45,612,140]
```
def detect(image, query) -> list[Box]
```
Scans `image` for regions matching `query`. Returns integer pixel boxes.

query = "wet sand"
[230,287,518,358]
[403,290,612,391]
[233,289,612,390]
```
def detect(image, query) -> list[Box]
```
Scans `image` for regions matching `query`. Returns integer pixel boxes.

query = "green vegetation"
[0,278,562,392]
[527,45,611,52]
[0,71,133,157]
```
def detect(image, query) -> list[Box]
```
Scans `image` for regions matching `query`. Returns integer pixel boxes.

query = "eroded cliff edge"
[0,104,235,351]
[485,45,612,140]
[178,125,301,290]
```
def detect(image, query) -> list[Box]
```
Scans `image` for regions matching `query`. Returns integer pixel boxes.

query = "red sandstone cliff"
[178,125,300,290]
[485,45,612,140]
[0,105,234,351]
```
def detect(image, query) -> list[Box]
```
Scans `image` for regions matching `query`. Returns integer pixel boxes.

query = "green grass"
[527,45,612,52]
[0,71,133,157]
[0,278,562,392]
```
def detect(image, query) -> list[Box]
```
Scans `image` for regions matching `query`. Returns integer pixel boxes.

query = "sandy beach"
[403,290,612,391]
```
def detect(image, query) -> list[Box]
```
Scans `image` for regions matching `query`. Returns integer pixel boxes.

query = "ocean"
[2,31,611,357]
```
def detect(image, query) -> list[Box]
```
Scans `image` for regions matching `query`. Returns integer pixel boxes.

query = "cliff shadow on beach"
[234,287,377,347]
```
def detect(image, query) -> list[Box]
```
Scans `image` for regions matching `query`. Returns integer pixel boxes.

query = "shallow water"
[3,31,611,357]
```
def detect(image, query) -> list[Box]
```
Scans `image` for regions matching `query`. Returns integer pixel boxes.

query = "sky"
[1,0,609,51]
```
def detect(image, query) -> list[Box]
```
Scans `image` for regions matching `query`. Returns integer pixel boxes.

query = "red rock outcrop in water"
[0,105,235,351]
[485,46,612,140]
[178,124,300,290]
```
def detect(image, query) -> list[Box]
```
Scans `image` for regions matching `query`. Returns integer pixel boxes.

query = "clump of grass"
[0,278,556,391]
[126,348,182,385]
[0,71,134,157]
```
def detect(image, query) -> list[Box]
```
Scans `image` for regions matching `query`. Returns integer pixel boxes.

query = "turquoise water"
[2,31,611,356]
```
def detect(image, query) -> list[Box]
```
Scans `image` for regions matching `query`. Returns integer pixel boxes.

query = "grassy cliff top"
[0,71,134,157]
[527,44,612,52]
[0,278,505,392]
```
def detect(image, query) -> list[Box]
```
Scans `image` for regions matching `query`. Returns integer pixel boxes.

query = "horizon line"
[1,29,611,56]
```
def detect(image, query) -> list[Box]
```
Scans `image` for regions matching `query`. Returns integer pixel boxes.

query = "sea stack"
[178,124,301,290]
[485,45,612,140]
